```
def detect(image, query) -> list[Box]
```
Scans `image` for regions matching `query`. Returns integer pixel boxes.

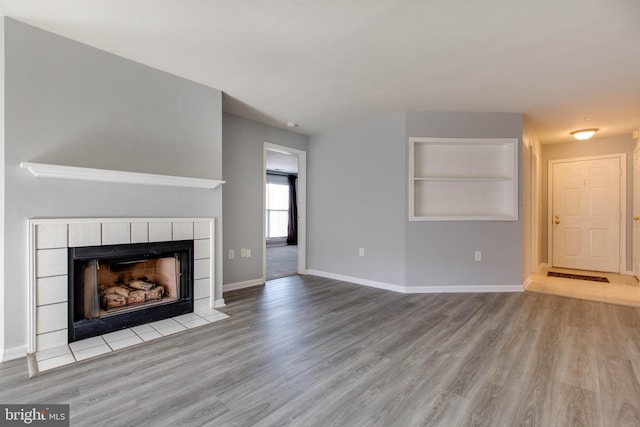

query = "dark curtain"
[287,175,298,245]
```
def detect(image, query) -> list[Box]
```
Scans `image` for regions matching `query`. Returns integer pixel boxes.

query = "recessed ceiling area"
[1,0,639,143]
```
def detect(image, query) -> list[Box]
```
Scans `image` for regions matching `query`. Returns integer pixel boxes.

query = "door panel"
[552,158,621,272]
[588,229,607,258]
[589,188,607,216]
[565,189,581,215]
[564,228,581,256]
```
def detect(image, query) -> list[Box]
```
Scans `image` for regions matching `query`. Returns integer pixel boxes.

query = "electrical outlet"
[229,249,234,259]
[240,248,246,257]
[359,247,365,257]
[246,248,251,257]
[475,251,482,261]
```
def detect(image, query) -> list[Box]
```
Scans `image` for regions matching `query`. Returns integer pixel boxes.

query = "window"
[266,182,289,238]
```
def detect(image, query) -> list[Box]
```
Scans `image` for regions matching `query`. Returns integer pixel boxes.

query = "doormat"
[547,271,609,282]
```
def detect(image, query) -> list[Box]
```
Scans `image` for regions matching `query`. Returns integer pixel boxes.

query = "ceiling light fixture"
[570,128,599,140]
[286,122,298,128]
[570,117,598,140]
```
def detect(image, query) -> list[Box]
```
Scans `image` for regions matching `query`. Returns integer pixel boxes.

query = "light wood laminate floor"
[2,274,640,426]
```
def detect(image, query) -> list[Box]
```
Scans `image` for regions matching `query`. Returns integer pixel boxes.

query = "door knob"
[634,216,639,221]
[555,220,560,224]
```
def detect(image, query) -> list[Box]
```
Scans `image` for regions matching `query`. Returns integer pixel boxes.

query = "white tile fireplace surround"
[28,218,228,375]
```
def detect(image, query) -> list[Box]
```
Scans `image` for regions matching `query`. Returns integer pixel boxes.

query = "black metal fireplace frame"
[68,240,194,343]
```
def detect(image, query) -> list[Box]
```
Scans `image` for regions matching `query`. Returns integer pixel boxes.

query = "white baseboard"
[224,278,265,292]
[306,270,523,294]
[404,284,524,293]
[536,263,549,272]
[1,344,28,362]
[213,298,226,308]
[307,270,405,293]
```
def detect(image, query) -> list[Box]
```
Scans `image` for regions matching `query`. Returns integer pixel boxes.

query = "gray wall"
[222,113,308,285]
[540,134,635,268]
[3,19,223,353]
[308,112,407,285]
[308,111,523,288]
[405,112,523,286]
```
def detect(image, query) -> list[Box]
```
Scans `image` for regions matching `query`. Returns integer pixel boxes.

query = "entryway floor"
[526,266,640,307]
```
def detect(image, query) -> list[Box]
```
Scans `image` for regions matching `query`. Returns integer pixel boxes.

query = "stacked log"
[127,290,146,304]
[101,292,127,309]
[99,280,165,310]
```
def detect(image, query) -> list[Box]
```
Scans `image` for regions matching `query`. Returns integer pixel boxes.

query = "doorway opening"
[263,143,306,281]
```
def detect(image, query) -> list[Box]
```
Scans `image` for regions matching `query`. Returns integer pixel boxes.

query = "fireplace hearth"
[69,240,194,342]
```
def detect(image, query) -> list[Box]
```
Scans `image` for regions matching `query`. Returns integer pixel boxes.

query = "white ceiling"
[1,0,639,143]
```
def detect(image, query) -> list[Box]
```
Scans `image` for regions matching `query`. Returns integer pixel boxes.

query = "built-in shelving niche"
[409,137,518,221]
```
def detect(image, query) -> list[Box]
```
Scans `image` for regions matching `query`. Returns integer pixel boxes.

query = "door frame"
[531,150,540,271]
[633,143,640,279]
[547,153,627,273]
[263,142,307,279]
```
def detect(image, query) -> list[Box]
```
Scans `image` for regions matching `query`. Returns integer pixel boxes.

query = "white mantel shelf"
[20,162,224,190]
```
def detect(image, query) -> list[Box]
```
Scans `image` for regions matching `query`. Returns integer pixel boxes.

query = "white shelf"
[20,162,225,190]
[409,137,518,221]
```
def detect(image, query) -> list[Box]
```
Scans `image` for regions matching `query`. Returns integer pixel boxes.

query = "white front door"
[633,145,640,279]
[552,157,621,272]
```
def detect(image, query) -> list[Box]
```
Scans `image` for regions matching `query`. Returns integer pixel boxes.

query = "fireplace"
[28,217,221,360]
[68,240,194,342]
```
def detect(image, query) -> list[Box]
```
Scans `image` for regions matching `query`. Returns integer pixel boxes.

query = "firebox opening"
[69,240,194,343]
[89,256,180,318]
